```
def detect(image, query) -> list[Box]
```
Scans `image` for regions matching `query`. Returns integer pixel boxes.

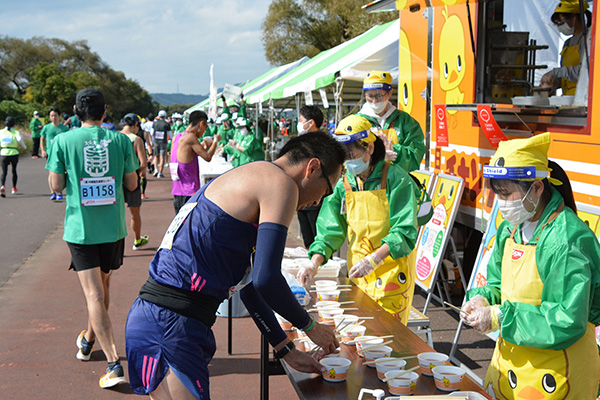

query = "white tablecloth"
[198,155,233,187]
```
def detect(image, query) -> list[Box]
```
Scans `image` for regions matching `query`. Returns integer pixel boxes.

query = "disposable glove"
[296,260,319,286]
[384,150,397,161]
[349,253,383,278]
[466,305,501,334]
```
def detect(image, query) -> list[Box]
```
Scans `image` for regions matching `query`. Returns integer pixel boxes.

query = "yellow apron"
[484,203,600,399]
[382,120,399,146]
[560,38,581,96]
[344,162,416,323]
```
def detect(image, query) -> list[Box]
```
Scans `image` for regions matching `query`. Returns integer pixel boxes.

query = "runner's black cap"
[76,88,105,109]
[5,116,15,127]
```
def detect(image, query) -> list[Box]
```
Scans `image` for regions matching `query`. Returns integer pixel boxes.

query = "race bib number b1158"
[81,177,116,206]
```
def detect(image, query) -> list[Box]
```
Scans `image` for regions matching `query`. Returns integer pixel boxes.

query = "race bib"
[80,177,116,206]
[1,137,12,146]
[170,163,179,181]
[159,202,197,250]
[155,131,165,140]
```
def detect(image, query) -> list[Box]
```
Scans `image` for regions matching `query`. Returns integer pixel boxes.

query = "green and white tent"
[246,19,400,107]
[185,56,310,114]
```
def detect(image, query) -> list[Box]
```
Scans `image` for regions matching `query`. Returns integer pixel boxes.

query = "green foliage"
[261,0,397,65]
[0,100,43,127]
[0,36,154,120]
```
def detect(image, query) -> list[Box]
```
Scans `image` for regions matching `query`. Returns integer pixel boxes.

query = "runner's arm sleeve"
[308,180,348,261]
[382,168,418,259]
[240,222,311,347]
[499,237,597,350]
[466,222,508,305]
[393,113,426,172]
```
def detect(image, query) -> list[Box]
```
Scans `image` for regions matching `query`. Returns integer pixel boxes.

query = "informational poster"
[222,83,243,102]
[476,105,507,147]
[465,199,504,341]
[319,88,329,109]
[434,105,449,147]
[415,173,464,291]
[577,204,600,242]
[304,87,314,106]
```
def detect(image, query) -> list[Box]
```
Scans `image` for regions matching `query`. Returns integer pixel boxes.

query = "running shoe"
[141,193,147,200]
[0,186,5,198]
[56,194,63,200]
[132,235,149,250]
[153,170,158,177]
[75,330,94,361]
[11,188,17,194]
[99,363,126,389]
[32,155,40,159]
[50,193,57,200]
[157,173,164,179]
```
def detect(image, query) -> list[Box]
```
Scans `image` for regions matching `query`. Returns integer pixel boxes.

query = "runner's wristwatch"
[274,341,295,359]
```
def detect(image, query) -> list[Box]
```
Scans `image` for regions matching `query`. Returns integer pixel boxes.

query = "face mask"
[558,23,575,36]
[345,156,369,176]
[176,120,182,126]
[498,185,539,226]
[367,100,387,114]
[297,121,310,135]
[240,127,248,135]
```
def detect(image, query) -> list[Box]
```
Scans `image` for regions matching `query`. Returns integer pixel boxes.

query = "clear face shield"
[364,89,386,103]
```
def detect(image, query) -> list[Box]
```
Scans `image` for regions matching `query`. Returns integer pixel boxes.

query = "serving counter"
[260,278,492,400]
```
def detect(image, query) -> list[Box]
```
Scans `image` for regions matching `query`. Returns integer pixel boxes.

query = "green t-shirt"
[46,126,140,245]
[70,115,81,129]
[30,118,43,138]
[41,123,69,151]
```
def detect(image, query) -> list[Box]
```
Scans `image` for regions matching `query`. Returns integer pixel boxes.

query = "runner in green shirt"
[46,88,139,390]
[41,108,69,200]
[29,111,43,158]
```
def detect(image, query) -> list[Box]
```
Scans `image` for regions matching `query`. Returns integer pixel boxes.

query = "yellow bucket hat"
[483,132,562,185]
[333,115,377,145]
[553,0,589,14]
[363,70,393,91]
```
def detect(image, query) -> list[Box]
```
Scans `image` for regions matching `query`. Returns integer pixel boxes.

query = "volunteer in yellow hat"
[461,132,600,399]
[356,70,426,172]
[297,115,421,323]
[541,0,592,96]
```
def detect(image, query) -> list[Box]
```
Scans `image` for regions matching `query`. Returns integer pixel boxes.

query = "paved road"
[0,155,65,287]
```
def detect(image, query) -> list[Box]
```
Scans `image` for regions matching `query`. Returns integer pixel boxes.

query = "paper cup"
[320,357,352,382]
[364,345,393,365]
[376,359,407,381]
[319,308,344,325]
[432,365,465,392]
[341,325,366,344]
[386,370,419,396]
[355,336,383,357]
[417,352,449,376]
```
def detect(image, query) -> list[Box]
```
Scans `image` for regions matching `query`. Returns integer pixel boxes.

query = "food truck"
[363,0,600,243]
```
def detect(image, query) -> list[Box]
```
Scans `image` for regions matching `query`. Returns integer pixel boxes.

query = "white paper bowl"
[333,314,359,328]
[318,307,344,325]
[320,357,352,382]
[376,359,407,381]
[364,345,393,364]
[340,325,366,344]
[317,290,340,302]
[432,365,465,392]
[314,279,337,290]
[355,336,384,357]
[417,352,448,376]
[315,300,340,309]
[385,370,419,396]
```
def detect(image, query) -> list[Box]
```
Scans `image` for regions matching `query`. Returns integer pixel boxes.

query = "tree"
[262,0,397,65]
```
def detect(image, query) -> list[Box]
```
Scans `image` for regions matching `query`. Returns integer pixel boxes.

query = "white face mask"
[176,120,182,126]
[367,100,387,115]
[240,127,249,135]
[558,23,575,36]
[297,120,311,135]
[498,185,539,226]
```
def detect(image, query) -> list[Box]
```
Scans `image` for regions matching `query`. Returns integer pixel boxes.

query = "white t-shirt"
[142,121,154,135]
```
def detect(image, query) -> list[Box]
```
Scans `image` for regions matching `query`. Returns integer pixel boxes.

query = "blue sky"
[4,0,273,94]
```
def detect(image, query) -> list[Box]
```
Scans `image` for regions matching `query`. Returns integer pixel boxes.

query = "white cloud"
[2,0,273,94]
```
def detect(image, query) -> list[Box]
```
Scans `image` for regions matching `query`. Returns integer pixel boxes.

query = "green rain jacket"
[468,188,600,350]
[223,129,262,166]
[356,109,426,172]
[309,160,419,262]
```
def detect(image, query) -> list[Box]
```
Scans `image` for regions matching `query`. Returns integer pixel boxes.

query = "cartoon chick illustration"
[328,368,337,379]
[431,179,460,228]
[398,29,414,114]
[438,7,466,115]
[443,377,451,387]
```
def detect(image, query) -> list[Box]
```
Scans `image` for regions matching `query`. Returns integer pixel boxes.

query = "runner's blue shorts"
[125,297,216,399]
